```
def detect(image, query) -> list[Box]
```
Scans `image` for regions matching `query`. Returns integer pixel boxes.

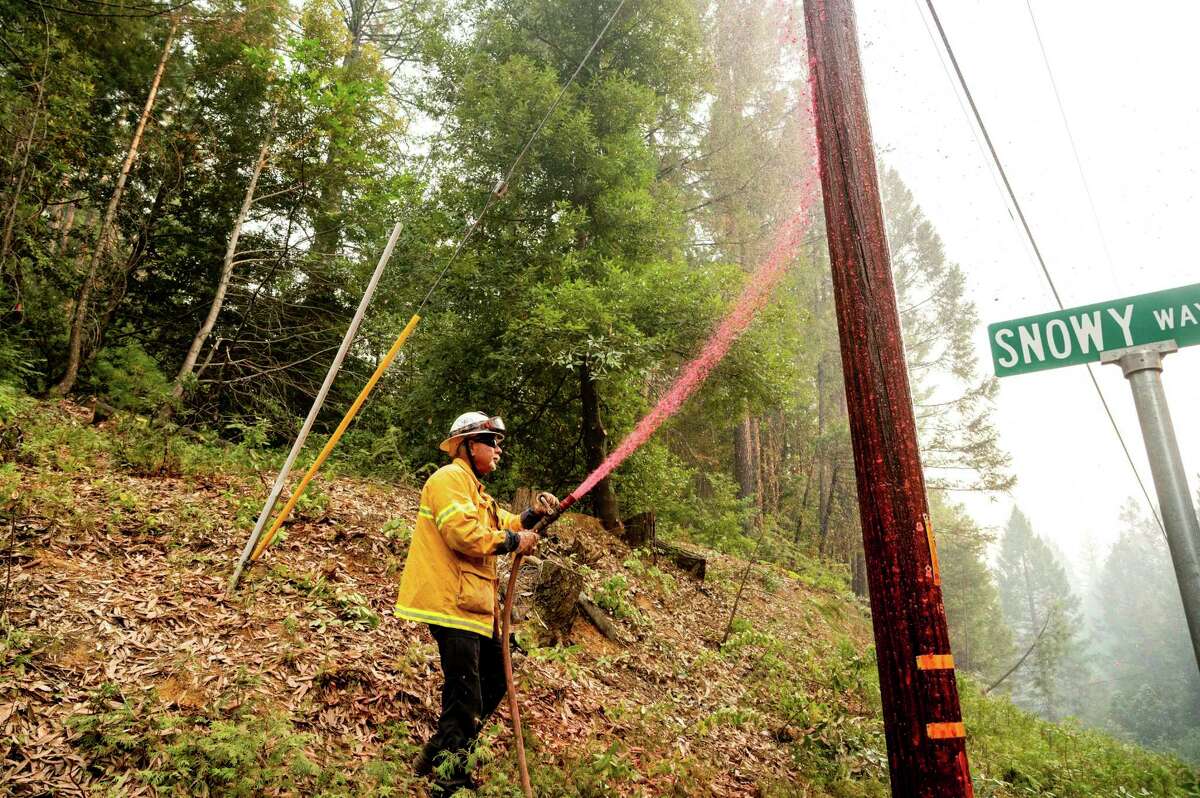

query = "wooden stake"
[802,0,973,794]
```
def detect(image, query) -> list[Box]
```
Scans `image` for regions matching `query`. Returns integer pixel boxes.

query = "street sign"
[988,282,1200,377]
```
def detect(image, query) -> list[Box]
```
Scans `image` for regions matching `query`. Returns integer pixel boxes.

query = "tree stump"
[499,556,542,624]
[500,556,584,645]
[533,559,583,643]
[89,398,116,425]
[510,487,534,514]
[623,512,655,549]
[653,541,706,580]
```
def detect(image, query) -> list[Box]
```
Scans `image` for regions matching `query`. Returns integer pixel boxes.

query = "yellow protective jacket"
[394,457,526,636]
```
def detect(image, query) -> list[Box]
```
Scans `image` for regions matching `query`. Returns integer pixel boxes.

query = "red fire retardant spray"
[558,169,821,514]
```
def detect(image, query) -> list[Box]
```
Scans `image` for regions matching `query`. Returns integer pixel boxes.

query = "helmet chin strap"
[460,438,483,479]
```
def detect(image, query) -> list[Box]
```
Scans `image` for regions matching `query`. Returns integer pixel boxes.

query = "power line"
[922,0,1167,538]
[909,0,1031,263]
[1024,0,1122,291]
[25,0,196,18]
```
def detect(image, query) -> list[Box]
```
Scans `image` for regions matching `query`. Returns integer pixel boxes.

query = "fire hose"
[500,496,576,798]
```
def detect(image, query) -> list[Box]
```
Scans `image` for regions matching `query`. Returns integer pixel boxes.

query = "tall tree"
[881,167,1012,494]
[1095,499,1200,761]
[51,17,178,396]
[375,0,709,528]
[693,0,816,529]
[996,507,1086,718]
[931,495,1011,679]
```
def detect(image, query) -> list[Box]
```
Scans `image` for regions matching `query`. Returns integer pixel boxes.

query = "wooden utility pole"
[802,0,973,795]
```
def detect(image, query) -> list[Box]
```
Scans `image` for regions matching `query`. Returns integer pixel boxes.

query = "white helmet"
[439,411,506,454]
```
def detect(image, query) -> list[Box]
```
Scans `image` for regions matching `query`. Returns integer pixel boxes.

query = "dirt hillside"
[2,402,876,797]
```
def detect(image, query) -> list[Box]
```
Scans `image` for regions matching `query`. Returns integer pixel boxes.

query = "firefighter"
[396,412,559,793]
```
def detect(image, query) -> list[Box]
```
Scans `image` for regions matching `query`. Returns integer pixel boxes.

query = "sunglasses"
[472,434,501,448]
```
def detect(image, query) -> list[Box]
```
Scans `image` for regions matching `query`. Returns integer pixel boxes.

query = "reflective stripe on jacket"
[395,457,524,636]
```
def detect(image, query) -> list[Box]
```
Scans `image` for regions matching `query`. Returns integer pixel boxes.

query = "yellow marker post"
[250,313,421,562]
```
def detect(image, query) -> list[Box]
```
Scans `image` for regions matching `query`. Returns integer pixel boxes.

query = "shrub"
[594,574,639,621]
[145,713,317,796]
[109,415,182,476]
[88,341,172,414]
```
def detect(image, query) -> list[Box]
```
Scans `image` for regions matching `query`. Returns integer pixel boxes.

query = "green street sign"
[989,282,1200,377]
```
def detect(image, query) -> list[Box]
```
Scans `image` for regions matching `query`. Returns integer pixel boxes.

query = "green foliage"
[694,705,757,736]
[0,381,33,425]
[1094,500,1200,763]
[933,495,1012,681]
[882,167,1012,493]
[88,341,172,414]
[669,471,755,553]
[108,416,183,476]
[996,508,1087,719]
[12,405,108,472]
[66,684,160,768]
[381,516,412,547]
[593,574,639,621]
[1,620,46,675]
[960,677,1200,797]
[146,713,316,796]
[622,549,678,596]
[269,566,381,632]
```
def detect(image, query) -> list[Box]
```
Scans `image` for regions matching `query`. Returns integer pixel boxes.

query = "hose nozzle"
[533,494,577,537]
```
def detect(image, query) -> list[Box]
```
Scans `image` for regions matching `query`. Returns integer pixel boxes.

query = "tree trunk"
[94,165,174,348]
[532,559,584,645]
[733,411,759,532]
[817,461,840,558]
[55,201,77,256]
[623,512,655,548]
[761,413,781,514]
[578,593,627,642]
[851,547,868,597]
[733,412,756,499]
[510,487,534,514]
[579,360,620,531]
[814,355,829,546]
[751,415,764,515]
[164,107,276,416]
[793,450,815,543]
[652,541,706,580]
[51,19,177,397]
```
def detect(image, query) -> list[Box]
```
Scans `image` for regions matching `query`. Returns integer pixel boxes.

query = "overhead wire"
[922,0,1167,538]
[1024,0,1122,290]
[908,0,1037,272]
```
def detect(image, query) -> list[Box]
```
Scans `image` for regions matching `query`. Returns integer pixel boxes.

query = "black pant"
[421,624,509,792]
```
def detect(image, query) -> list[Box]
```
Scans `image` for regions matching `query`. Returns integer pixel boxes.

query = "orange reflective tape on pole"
[250,313,421,562]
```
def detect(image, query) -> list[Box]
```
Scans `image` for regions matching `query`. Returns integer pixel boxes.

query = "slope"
[1,398,1196,797]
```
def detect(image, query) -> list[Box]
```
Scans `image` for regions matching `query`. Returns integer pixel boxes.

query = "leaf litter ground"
[1,401,877,797]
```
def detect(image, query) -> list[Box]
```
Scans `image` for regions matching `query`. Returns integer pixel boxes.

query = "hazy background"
[856,0,1200,562]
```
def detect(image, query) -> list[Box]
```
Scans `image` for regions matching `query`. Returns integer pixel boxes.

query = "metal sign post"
[989,286,1200,675]
[1100,341,1200,672]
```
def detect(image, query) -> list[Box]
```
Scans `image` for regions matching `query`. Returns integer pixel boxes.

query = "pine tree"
[995,507,1087,719]
[931,495,1011,680]
[1095,500,1200,761]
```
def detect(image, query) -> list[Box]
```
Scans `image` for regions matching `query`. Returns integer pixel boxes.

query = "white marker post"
[1100,341,1200,672]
